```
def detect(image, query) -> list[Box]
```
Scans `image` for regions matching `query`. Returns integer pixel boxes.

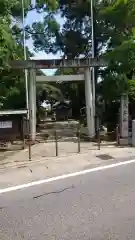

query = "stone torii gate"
[10,58,105,141]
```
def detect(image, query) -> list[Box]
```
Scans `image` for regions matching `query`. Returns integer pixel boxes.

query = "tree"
[30,0,135,88]
[0,0,59,109]
[28,0,135,127]
[2,0,134,125]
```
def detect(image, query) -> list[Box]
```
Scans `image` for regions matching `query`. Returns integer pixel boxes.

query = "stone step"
[38,121,79,130]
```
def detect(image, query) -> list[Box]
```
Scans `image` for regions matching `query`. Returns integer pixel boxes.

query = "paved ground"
[1,160,135,239]
[0,142,135,188]
[0,141,135,170]
[0,141,99,166]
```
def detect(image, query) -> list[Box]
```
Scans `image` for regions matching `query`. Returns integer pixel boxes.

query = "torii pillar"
[84,67,95,138]
[29,69,36,141]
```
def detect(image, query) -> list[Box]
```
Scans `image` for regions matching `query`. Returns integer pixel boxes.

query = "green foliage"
[0,0,59,110]
[128,80,135,100]
[37,83,63,103]
[27,0,135,119]
[1,0,135,123]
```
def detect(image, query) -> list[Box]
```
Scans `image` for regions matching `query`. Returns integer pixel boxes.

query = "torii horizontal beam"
[10,57,106,69]
[36,74,84,82]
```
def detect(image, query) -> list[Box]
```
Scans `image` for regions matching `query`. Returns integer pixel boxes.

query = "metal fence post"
[28,133,32,160]
[22,117,25,150]
[97,127,100,150]
[77,124,81,153]
[28,119,32,160]
[55,130,58,156]
[116,124,120,146]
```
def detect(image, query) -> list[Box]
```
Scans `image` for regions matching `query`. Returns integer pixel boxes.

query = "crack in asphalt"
[0,185,74,210]
[33,185,74,199]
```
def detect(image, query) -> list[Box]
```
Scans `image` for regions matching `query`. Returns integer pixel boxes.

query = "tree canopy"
[27,0,135,120]
[1,0,135,125]
[0,0,60,109]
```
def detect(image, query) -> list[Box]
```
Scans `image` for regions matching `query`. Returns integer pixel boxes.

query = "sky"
[25,9,64,75]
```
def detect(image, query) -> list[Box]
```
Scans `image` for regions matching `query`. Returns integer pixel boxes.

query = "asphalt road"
[1,162,135,239]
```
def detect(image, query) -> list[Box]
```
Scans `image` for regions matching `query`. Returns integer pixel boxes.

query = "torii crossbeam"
[10,57,106,69]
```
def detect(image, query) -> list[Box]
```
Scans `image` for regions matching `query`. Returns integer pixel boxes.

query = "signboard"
[0,121,12,129]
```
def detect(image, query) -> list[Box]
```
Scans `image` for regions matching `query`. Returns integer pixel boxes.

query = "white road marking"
[0,158,135,194]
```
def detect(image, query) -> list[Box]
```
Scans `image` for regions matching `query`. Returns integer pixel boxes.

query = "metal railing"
[27,124,82,160]
[26,124,121,161]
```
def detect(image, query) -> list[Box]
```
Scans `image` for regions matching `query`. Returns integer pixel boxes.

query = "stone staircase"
[36,120,79,142]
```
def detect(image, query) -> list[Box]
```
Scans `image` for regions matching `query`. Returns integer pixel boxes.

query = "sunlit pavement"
[0,145,135,189]
[1,160,135,239]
